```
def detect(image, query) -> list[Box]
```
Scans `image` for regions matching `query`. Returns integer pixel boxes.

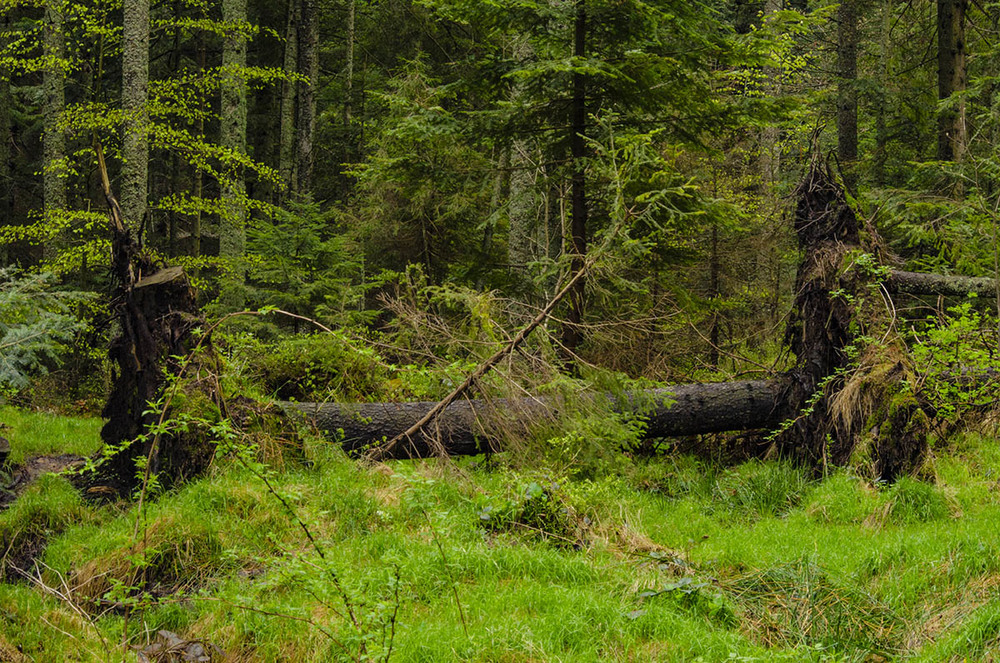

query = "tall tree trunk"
[562,0,587,361]
[343,0,354,158]
[42,0,66,252]
[0,14,10,266]
[192,33,206,258]
[278,0,298,199]
[220,0,248,309]
[837,0,858,191]
[295,0,319,197]
[121,0,149,233]
[937,0,967,162]
[708,222,721,367]
[759,0,781,191]
[873,0,891,186]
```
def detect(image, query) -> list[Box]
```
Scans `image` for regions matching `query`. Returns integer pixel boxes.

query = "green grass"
[0,405,103,464]
[7,408,1000,660]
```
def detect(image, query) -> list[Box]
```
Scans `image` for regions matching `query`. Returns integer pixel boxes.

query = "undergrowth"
[5,405,1000,661]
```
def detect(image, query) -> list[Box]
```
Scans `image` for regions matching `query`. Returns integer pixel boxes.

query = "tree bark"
[42,0,66,235]
[278,0,298,199]
[0,13,10,266]
[220,0,248,309]
[343,0,354,152]
[937,0,967,162]
[121,0,149,232]
[283,380,786,458]
[837,0,858,191]
[759,0,781,191]
[295,0,319,196]
[562,0,588,361]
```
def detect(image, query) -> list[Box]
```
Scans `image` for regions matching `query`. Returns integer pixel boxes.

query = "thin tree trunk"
[0,14,10,265]
[563,0,587,361]
[759,0,781,191]
[220,0,248,309]
[708,222,720,367]
[343,0,354,158]
[121,0,149,232]
[192,33,206,258]
[279,0,298,198]
[42,0,66,252]
[873,0,891,186]
[937,0,967,162]
[295,0,319,196]
[837,0,858,191]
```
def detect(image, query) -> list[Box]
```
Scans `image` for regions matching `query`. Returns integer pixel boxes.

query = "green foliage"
[804,473,878,525]
[247,332,394,402]
[0,269,91,396]
[477,477,577,543]
[909,300,1000,422]
[246,200,374,328]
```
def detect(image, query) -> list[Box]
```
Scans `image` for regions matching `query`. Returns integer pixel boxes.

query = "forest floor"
[2,405,1000,661]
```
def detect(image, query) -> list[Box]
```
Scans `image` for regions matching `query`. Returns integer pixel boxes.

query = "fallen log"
[282,379,787,459]
[889,269,999,298]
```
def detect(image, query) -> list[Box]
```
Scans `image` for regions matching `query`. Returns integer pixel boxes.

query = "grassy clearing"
[4,415,1000,660]
[0,405,103,464]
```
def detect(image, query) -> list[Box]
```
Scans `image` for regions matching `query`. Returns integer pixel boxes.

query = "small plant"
[710,460,811,519]
[909,300,1000,422]
[478,479,578,544]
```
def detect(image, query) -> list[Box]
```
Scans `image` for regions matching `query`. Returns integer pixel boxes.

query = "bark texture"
[837,0,858,190]
[774,161,859,466]
[295,0,319,195]
[121,0,149,230]
[889,269,998,298]
[220,0,249,308]
[937,0,967,162]
[563,0,588,360]
[278,0,298,197]
[87,143,216,496]
[42,0,66,225]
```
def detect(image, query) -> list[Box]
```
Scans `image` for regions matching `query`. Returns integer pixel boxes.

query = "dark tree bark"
[837,0,858,191]
[295,0,319,196]
[937,0,967,162]
[0,13,10,266]
[562,0,588,361]
[42,0,66,236]
[85,144,217,497]
[278,0,298,199]
[774,161,860,466]
[219,0,249,309]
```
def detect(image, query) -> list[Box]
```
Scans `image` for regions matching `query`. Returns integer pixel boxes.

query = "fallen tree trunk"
[889,269,999,298]
[282,379,786,459]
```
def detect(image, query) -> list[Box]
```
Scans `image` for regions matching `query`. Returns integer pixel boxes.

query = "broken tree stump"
[83,140,219,496]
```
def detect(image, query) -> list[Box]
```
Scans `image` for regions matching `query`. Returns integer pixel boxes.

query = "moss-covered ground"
[3,408,1000,661]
